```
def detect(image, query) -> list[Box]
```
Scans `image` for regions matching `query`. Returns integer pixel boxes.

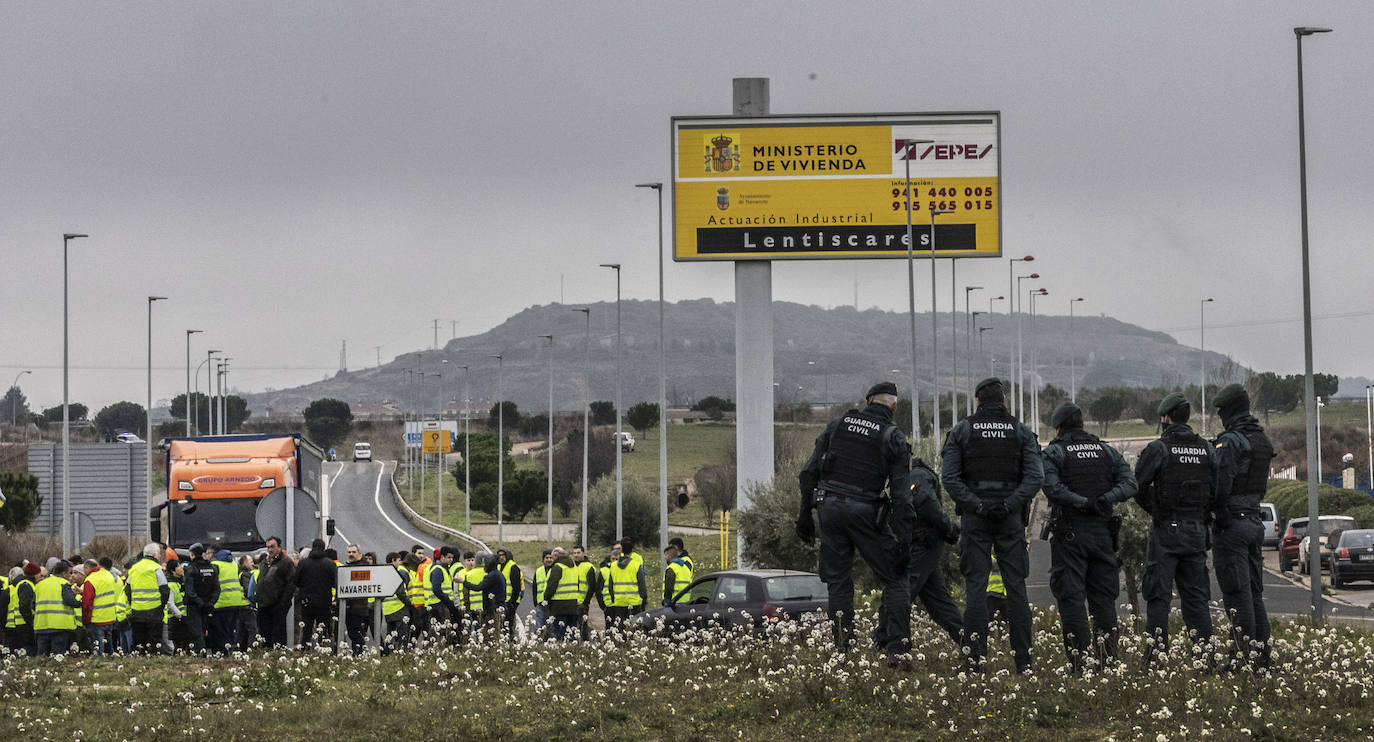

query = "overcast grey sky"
[3,1,1371,413]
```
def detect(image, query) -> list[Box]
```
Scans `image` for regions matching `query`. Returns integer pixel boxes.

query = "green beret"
[866,381,898,399]
[975,377,1003,395]
[1050,401,1081,429]
[1156,392,1189,417]
[1214,383,1248,410]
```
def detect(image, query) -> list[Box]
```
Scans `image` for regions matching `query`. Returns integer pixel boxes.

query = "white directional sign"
[336,564,405,598]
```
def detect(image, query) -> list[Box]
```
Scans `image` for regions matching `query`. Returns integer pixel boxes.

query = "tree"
[519,413,550,440]
[693,464,737,526]
[626,401,660,438]
[453,432,514,490]
[0,472,42,532]
[577,476,660,550]
[1313,372,1340,400]
[691,395,736,413]
[302,398,353,449]
[1117,501,1151,620]
[222,395,251,433]
[551,429,616,515]
[1037,384,1068,424]
[42,403,88,424]
[737,478,817,572]
[1252,373,1299,425]
[488,401,521,429]
[2,386,29,424]
[1084,389,1126,437]
[589,401,616,426]
[94,401,147,439]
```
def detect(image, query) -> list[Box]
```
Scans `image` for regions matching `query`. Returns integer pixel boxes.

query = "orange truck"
[150,434,324,552]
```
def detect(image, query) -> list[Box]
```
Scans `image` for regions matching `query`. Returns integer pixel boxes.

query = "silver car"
[1260,503,1280,549]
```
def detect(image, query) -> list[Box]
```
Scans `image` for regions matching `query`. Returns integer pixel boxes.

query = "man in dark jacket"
[461,553,506,641]
[344,544,374,654]
[182,543,219,654]
[293,539,336,649]
[9,562,40,656]
[255,536,295,648]
[495,548,522,641]
[896,459,963,649]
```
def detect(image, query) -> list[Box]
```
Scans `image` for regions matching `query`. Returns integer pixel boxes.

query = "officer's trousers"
[1049,518,1119,668]
[959,510,1033,671]
[817,495,910,654]
[1143,520,1212,656]
[1213,515,1270,666]
[908,534,963,643]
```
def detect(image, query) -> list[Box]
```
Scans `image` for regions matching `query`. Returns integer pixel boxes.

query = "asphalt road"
[326,460,435,558]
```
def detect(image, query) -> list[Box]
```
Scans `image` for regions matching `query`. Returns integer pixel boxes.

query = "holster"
[875,492,892,528]
[1107,514,1123,552]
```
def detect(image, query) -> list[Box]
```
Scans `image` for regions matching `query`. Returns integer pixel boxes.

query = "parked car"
[1260,503,1280,549]
[115,431,144,443]
[1329,529,1374,587]
[1280,518,1307,572]
[616,431,636,453]
[1298,515,1357,574]
[353,442,372,462]
[628,570,827,637]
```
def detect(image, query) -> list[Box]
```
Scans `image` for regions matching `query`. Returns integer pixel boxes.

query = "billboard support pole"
[733,77,772,569]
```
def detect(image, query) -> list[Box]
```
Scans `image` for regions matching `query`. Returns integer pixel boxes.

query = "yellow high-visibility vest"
[498,561,518,603]
[426,562,454,607]
[214,560,248,609]
[608,560,643,608]
[33,576,77,632]
[551,563,582,602]
[85,568,118,624]
[987,557,1006,597]
[128,558,164,613]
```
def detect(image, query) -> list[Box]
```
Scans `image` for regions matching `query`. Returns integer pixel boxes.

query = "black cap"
[1050,401,1081,429]
[866,381,898,399]
[188,543,205,555]
[1214,383,1249,410]
[975,378,1003,395]
[1156,392,1188,417]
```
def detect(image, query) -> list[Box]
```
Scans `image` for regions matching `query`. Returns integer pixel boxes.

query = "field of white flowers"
[3,604,1373,741]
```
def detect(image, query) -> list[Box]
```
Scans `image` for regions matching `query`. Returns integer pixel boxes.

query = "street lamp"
[1317,396,1326,482]
[10,370,30,428]
[901,138,933,444]
[599,262,624,539]
[460,363,471,532]
[146,296,167,512]
[963,286,983,415]
[637,181,670,560]
[929,208,953,447]
[1068,298,1085,401]
[1366,384,1372,493]
[573,307,591,549]
[978,326,994,376]
[1199,297,1215,435]
[185,330,201,436]
[1015,271,1040,419]
[62,232,87,554]
[538,333,555,549]
[492,353,504,547]
[1295,24,1332,618]
[1028,288,1048,433]
[195,350,220,436]
[1007,255,1033,416]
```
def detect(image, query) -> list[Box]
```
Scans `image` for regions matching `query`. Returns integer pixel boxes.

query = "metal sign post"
[335,564,404,653]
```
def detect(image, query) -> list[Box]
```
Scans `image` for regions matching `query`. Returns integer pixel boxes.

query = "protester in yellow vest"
[544,547,584,641]
[210,548,247,654]
[128,543,171,654]
[662,544,693,606]
[81,558,118,655]
[7,563,40,656]
[987,555,1008,625]
[33,560,81,656]
[571,546,598,641]
[532,550,555,637]
[166,559,192,653]
[382,552,412,653]
[495,548,522,641]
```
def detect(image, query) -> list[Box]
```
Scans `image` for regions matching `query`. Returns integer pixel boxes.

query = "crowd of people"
[1,532,696,657]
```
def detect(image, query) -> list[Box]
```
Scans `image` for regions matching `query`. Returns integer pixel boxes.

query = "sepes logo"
[895,139,994,161]
[705,133,741,173]
[716,187,730,211]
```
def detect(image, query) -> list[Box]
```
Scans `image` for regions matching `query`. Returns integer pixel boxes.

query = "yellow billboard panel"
[422,430,451,454]
[672,113,1000,261]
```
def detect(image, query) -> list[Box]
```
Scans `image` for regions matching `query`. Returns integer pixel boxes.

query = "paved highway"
[325,460,434,558]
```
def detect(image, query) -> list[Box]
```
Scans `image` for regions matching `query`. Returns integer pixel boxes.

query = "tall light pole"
[1028,288,1047,434]
[184,330,201,436]
[492,353,504,547]
[460,364,470,532]
[599,263,624,539]
[10,370,31,428]
[62,232,87,554]
[1366,384,1372,493]
[1007,256,1033,414]
[573,307,591,549]
[978,326,994,376]
[1015,271,1040,419]
[146,295,167,512]
[539,334,555,549]
[637,181,669,561]
[196,350,219,436]
[1317,396,1325,482]
[1199,297,1215,435]
[1296,25,1332,618]
[963,285,983,416]
[901,139,933,444]
[1068,298,1084,401]
[929,208,952,447]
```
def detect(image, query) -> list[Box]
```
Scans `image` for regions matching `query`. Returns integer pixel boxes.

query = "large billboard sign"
[672,113,1000,261]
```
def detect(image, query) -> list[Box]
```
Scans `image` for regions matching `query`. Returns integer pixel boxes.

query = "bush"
[736,478,817,572]
[577,476,660,550]
[1345,505,1374,529]
[0,472,42,532]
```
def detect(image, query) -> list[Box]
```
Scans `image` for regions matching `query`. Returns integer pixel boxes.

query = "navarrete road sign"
[672,112,1001,261]
[336,564,405,598]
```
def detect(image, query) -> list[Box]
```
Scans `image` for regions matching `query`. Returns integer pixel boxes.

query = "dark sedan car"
[1329,529,1374,588]
[628,569,827,636]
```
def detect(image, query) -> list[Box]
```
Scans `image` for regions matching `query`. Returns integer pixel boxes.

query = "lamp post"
[1200,297,1215,435]
[184,330,201,436]
[1007,256,1033,414]
[1295,25,1332,618]
[492,353,504,547]
[539,333,555,549]
[10,370,30,428]
[963,286,983,415]
[1068,298,1085,401]
[1366,384,1372,492]
[460,364,470,532]
[573,307,590,549]
[1317,396,1325,483]
[1028,288,1048,434]
[929,208,952,446]
[599,263,624,539]
[195,350,219,436]
[637,181,669,561]
[978,326,994,376]
[62,232,87,553]
[146,295,167,511]
[901,139,933,444]
[1015,271,1040,418]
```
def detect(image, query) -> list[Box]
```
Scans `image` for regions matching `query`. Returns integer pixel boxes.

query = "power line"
[1153,308,1374,334]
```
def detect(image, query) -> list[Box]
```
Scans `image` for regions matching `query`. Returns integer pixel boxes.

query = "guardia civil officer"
[796,381,914,666]
[941,377,1042,674]
[1041,401,1137,671]
[1211,383,1274,670]
[899,458,963,646]
[1133,392,1216,662]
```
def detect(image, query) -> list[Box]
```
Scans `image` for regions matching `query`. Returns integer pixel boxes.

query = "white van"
[353,442,373,462]
[1260,503,1279,548]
